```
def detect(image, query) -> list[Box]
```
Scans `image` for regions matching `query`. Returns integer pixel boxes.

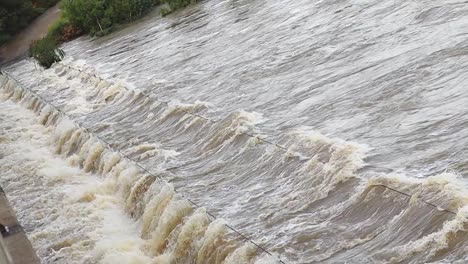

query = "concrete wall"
[0,187,40,264]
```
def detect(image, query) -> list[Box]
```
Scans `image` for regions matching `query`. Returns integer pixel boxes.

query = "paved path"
[0,6,61,65]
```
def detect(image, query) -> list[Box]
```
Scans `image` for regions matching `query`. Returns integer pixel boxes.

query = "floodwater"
[1,0,468,263]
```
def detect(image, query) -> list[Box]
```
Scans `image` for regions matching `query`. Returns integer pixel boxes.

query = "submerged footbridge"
[1,59,466,263]
[53,63,459,217]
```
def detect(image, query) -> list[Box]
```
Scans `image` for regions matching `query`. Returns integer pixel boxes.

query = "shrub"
[47,15,83,43]
[29,37,64,68]
[37,0,61,8]
[61,0,107,34]
[161,0,200,16]
[108,0,151,24]
[48,16,69,40]
[60,24,84,42]
[61,0,160,35]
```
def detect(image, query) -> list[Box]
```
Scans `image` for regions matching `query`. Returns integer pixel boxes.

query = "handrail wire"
[371,184,456,215]
[1,71,287,263]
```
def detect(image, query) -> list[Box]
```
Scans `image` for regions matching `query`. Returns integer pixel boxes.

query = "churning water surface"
[1,0,468,263]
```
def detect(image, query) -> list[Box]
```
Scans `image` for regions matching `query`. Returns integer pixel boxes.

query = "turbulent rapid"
[1,0,468,263]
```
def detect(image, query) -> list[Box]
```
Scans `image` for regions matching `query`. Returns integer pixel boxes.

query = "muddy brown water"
[1,0,468,263]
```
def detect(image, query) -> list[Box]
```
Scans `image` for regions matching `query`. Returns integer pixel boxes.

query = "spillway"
[1,0,468,263]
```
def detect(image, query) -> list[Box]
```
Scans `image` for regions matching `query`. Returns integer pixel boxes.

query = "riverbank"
[0,6,61,65]
[3,0,202,68]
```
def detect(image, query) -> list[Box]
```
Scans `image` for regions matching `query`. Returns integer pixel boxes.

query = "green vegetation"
[161,0,198,16]
[48,16,69,40]
[47,16,83,44]
[59,0,202,34]
[61,0,160,35]
[0,0,60,46]
[29,37,64,68]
